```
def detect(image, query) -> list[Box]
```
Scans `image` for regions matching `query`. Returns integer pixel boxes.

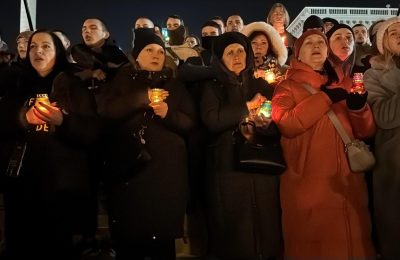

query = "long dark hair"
[26,29,68,76]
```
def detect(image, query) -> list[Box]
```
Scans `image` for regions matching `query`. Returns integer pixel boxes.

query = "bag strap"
[302,84,351,144]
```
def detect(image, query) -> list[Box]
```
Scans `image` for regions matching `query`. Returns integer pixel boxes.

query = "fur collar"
[242,21,288,66]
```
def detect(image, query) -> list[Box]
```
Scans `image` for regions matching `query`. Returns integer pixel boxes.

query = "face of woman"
[386,22,400,56]
[136,43,165,71]
[298,34,328,70]
[185,36,198,47]
[251,34,269,59]
[270,7,285,27]
[329,28,354,61]
[29,32,56,77]
[222,43,247,76]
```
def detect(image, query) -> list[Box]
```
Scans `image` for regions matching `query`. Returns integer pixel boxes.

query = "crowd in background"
[0,2,400,260]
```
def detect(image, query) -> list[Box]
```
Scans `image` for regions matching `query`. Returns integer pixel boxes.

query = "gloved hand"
[320,85,348,103]
[346,91,368,110]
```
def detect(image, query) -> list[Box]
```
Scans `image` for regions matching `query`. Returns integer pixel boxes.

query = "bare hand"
[147,89,169,103]
[26,106,46,125]
[253,114,272,128]
[150,101,168,118]
[246,93,267,113]
[92,69,106,81]
[33,102,64,126]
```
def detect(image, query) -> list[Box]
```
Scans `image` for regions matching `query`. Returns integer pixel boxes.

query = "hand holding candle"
[149,88,168,104]
[247,93,267,117]
[33,101,63,126]
[35,94,51,113]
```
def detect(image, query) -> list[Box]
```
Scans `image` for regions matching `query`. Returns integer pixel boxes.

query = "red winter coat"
[272,59,376,259]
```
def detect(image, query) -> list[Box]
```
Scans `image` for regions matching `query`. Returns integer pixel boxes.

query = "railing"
[288,6,398,38]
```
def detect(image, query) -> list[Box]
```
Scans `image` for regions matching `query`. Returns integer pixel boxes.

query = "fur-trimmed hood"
[241,21,287,66]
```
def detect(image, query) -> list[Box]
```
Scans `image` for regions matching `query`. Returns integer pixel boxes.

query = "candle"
[264,70,276,84]
[150,88,166,103]
[35,93,50,112]
[257,100,272,119]
[351,73,366,94]
[281,36,288,47]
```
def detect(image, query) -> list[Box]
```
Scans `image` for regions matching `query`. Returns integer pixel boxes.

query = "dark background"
[0,0,398,53]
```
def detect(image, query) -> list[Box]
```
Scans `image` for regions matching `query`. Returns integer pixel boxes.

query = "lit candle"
[150,88,166,103]
[257,100,272,119]
[281,36,288,47]
[35,93,50,112]
[264,70,276,84]
[351,73,366,94]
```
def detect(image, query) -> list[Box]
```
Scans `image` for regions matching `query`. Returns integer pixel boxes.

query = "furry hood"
[241,21,287,66]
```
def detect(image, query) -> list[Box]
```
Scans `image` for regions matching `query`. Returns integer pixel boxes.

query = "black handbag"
[234,119,286,175]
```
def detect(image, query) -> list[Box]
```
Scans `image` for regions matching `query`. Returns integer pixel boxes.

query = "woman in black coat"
[95,29,195,260]
[1,30,97,260]
[200,32,283,259]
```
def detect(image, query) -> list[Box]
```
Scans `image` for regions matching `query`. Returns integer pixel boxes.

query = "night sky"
[1,0,399,52]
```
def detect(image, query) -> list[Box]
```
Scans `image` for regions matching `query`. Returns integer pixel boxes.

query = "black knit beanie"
[326,24,354,41]
[132,28,165,59]
[213,31,248,59]
[303,15,324,32]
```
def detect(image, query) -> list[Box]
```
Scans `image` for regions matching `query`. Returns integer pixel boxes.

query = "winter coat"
[95,64,195,242]
[1,67,97,259]
[272,59,376,259]
[364,57,400,259]
[200,50,282,259]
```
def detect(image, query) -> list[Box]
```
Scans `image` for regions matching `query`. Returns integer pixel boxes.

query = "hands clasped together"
[246,93,272,128]
[26,102,63,126]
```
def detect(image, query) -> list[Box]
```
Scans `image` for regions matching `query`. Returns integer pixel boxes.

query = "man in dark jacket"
[67,17,128,256]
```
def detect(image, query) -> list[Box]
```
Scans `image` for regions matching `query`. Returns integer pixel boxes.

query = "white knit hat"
[376,17,400,55]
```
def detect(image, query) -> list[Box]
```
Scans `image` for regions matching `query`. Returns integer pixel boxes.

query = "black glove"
[346,92,368,110]
[320,85,348,103]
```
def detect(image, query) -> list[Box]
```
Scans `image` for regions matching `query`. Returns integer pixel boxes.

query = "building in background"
[288,5,397,38]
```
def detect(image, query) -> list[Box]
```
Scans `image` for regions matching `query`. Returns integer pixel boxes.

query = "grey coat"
[364,57,400,259]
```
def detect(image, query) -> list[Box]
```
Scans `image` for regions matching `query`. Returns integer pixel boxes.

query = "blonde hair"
[266,3,290,28]
[380,30,397,70]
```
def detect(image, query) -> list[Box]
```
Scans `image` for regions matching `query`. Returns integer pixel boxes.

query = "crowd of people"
[0,2,399,260]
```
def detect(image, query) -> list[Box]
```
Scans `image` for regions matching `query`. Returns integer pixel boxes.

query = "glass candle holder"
[35,93,50,112]
[351,73,365,94]
[150,88,165,103]
[257,100,272,119]
[264,70,276,84]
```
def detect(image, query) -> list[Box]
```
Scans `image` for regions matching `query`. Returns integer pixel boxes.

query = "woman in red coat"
[272,29,376,259]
